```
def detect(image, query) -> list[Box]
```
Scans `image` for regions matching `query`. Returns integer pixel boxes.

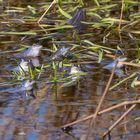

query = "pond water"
[0,0,140,140]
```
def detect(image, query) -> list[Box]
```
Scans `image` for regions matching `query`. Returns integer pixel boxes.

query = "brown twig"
[118,0,124,31]
[37,0,57,24]
[119,61,140,68]
[103,104,136,138]
[118,0,124,42]
[60,99,140,128]
[37,0,57,33]
[85,59,118,139]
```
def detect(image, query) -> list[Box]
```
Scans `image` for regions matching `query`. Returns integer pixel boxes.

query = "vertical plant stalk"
[102,104,136,138]
[93,0,100,7]
[29,66,35,80]
[38,0,57,23]
[118,0,124,42]
[37,0,57,33]
[53,62,57,82]
[38,64,44,79]
[86,60,118,140]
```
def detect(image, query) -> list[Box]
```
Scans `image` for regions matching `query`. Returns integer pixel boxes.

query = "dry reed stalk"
[60,99,140,128]
[103,104,136,138]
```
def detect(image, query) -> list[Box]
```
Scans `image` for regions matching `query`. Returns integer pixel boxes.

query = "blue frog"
[69,8,86,32]
[49,46,71,61]
[0,80,35,94]
[14,44,42,58]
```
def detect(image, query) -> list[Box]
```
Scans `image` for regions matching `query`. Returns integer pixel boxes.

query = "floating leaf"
[93,0,100,6]
[45,25,73,31]
[0,31,37,35]
[98,50,103,63]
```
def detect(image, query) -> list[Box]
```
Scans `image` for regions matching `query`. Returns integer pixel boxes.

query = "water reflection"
[27,131,38,140]
[0,79,139,139]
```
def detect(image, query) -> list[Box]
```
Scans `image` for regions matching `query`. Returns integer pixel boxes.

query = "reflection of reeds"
[69,8,86,32]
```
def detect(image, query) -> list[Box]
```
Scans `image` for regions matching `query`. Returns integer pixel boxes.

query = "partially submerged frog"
[103,57,127,70]
[13,59,29,73]
[49,46,71,62]
[0,80,35,93]
[14,44,42,58]
[102,57,127,78]
[21,80,35,91]
[70,66,81,75]
[61,66,85,87]
[5,59,29,74]
[69,8,86,32]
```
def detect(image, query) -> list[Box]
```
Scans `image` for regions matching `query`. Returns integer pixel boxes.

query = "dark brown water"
[0,1,140,140]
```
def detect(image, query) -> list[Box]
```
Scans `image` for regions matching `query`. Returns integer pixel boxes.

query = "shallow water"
[0,1,140,140]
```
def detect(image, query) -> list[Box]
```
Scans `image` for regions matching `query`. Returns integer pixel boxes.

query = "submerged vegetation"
[0,0,140,139]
